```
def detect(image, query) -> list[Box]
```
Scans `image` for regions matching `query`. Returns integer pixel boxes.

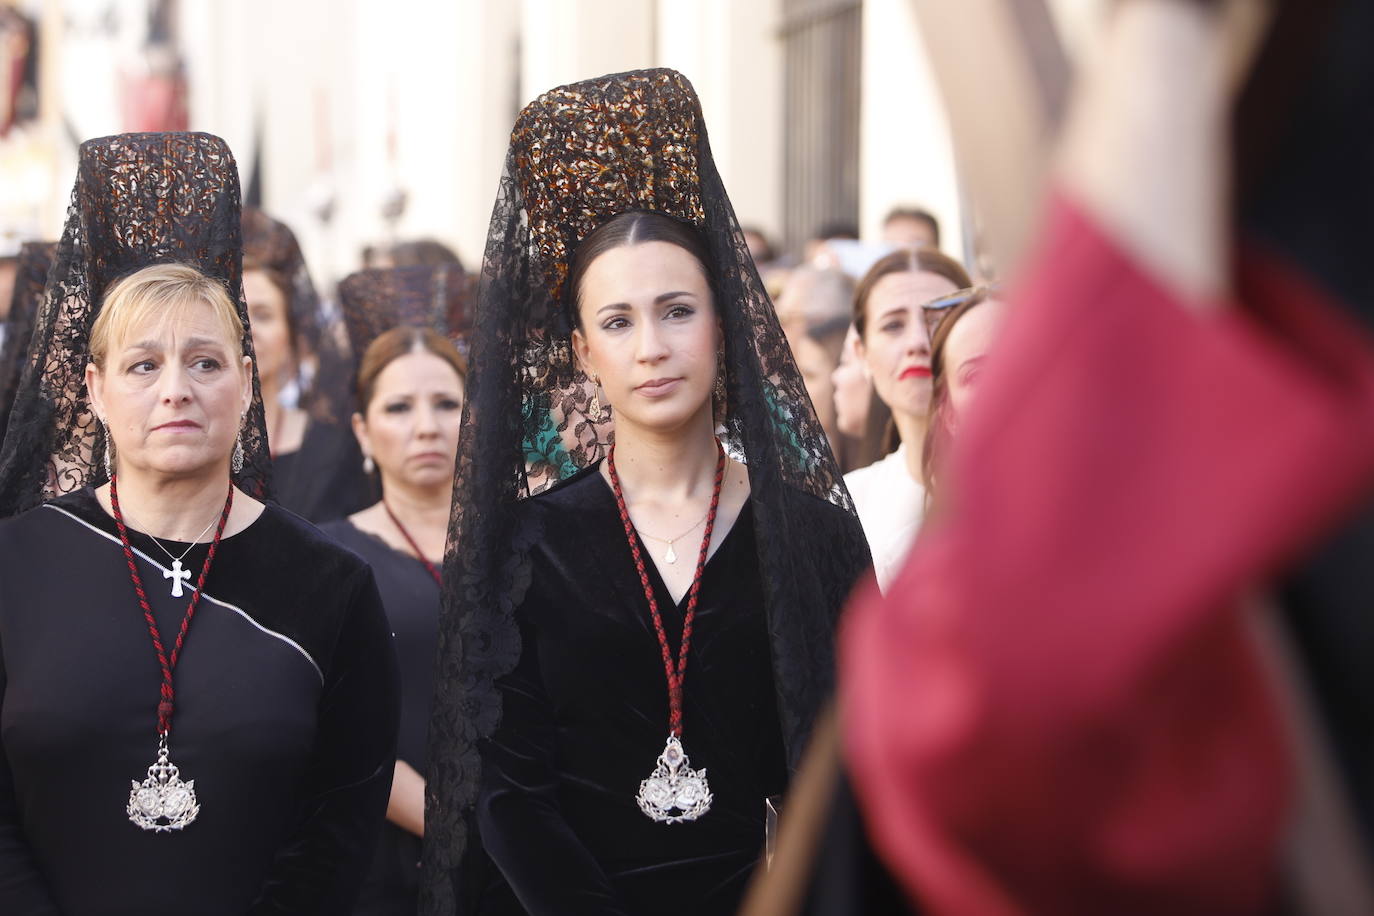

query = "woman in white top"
[843,248,970,590]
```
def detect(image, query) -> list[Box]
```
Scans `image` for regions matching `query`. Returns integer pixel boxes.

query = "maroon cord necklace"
[607,438,725,824]
[382,500,443,586]
[111,472,234,832]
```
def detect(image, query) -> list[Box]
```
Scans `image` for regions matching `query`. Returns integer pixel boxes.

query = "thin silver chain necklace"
[137,512,221,598]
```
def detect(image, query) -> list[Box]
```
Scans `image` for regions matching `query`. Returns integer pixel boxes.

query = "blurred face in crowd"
[354,348,465,494]
[742,229,772,267]
[858,269,959,422]
[883,215,938,250]
[831,325,870,439]
[243,269,293,392]
[795,334,838,437]
[572,241,721,437]
[942,298,1009,424]
[0,259,16,322]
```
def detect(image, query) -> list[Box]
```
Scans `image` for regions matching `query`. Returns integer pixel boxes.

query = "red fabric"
[120,71,189,133]
[841,193,1374,915]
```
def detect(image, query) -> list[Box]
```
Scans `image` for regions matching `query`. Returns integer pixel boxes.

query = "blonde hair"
[90,263,244,370]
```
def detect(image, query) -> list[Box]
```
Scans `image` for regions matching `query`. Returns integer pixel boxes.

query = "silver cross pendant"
[163,559,191,598]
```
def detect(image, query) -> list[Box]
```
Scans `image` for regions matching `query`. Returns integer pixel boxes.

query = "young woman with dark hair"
[843,248,970,591]
[424,70,871,916]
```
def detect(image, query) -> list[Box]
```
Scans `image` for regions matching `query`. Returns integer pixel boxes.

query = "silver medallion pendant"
[636,735,712,824]
[127,738,199,832]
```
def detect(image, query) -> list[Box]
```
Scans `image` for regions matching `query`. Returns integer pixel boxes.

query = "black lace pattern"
[0,132,273,515]
[0,240,55,440]
[338,264,473,361]
[422,70,872,913]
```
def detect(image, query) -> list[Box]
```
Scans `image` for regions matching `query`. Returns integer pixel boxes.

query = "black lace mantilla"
[421,69,872,913]
[0,132,273,515]
[338,264,473,360]
[0,240,55,440]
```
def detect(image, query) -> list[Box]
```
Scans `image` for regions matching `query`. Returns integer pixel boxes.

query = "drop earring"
[363,454,375,475]
[101,420,114,478]
[231,412,246,474]
[587,373,609,423]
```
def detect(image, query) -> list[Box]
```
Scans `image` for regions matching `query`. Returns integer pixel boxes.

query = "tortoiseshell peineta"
[512,69,708,305]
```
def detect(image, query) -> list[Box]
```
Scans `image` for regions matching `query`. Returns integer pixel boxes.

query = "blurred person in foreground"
[748,0,1374,913]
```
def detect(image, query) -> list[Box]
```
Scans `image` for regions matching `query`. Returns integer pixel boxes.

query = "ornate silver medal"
[636,735,713,824]
[127,736,200,832]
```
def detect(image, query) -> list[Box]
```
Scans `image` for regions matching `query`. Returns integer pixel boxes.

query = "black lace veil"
[422,69,871,911]
[0,132,272,515]
[338,264,473,360]
[0,240,55,440]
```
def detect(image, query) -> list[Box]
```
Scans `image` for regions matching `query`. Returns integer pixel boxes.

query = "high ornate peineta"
[0,131,272,515]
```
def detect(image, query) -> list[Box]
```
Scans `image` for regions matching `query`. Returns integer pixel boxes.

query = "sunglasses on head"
[921,283,1000,340]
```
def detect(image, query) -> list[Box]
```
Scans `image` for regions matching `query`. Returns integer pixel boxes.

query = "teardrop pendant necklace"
[634,506,712,565]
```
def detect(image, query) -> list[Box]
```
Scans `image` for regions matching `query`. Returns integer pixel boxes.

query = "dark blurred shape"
[364,238,464,272]
[0,6,39,138]
[1238,0,1374,861]
[0,241,54,440]
[741,226,776,266]
[882,206,940,250]
[338,265,473,364]
[120,0,188,132]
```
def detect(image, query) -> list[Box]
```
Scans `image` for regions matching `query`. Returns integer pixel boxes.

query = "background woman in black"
[322,323,466,916]
[0,132,399,915]
[241,208,372,522]
[422,69,872,916]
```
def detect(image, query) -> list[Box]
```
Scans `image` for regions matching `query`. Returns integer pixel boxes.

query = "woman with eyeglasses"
[843,249,970,591]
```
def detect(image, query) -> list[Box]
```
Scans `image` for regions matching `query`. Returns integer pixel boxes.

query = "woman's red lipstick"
[899,367,932,381]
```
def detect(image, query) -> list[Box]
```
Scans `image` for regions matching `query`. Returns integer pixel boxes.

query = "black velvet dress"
[273,419,376,524]
[0,489,400,916]
[321,519,440,916]
[462,465,788,916]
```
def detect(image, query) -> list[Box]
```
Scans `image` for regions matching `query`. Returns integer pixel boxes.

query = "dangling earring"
[587,374,609,423]
[712,350,727,417]
[363,454,375,475]
[100,420,114,479]
[231,412,246,474]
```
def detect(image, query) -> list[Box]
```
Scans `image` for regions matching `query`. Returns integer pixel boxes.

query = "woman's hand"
[386,759,426,838]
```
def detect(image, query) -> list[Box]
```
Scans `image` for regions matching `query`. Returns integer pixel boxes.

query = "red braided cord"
[382,500,444,587]
[607,439,725,738]
[110,474,234,737]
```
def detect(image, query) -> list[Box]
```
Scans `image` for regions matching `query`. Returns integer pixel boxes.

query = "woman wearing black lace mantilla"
[422,70,872,916]
[0,133,399,915]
